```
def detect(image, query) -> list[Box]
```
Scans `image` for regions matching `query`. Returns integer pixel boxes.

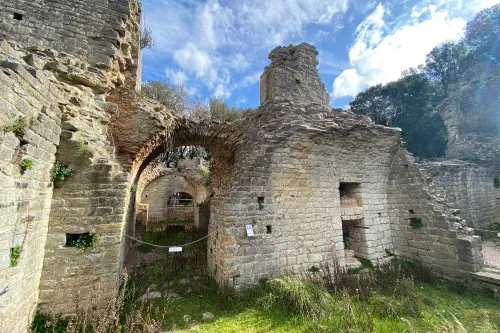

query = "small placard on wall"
[169,246,182,253]
[246,224,254,237]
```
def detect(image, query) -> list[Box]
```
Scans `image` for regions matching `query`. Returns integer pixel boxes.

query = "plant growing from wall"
[10,246,22,267]
[76,141,90,156]
[409,217,423,229]
[131,184,138,193]
[4,117,28,140]
[51,161,72,183]
[20,158,33,175]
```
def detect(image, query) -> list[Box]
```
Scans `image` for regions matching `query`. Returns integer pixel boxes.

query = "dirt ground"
[483,239,500,268]
[124,243,166,271]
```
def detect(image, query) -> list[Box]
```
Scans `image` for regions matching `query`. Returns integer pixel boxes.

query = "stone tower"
[260,43,330,106]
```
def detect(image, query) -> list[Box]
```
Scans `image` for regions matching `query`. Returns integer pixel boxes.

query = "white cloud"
[144,0,350,100]
[173,43,216,83]
[230,53,250,72]
[165,69,188,84]
[332,3,467,98]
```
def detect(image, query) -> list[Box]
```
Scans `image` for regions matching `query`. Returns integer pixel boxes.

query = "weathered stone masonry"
[0,1,492,331]
[0,40,62,333]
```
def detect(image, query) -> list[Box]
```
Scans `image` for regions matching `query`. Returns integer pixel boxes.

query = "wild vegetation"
[141,80,256,121]
[349,4,499,159]
[31,228,500,333]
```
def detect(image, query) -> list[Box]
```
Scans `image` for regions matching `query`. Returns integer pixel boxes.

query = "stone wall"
[0,0,168,325]
[141,174,195,223]
[0,0,142,85]
[0,40,62,332]
[419,160,500,230]
[388,151,483,276]
[440,60,500,166]
[206,105,403,288]
[203,43,484,289]
[260,43,329,106]
[139,158,209,225]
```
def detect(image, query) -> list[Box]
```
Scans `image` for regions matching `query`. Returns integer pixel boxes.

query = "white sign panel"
[169,246,182,253]
[246,224,254,237]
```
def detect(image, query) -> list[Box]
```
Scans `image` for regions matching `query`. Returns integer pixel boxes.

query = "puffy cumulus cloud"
[144,0,349,100]
[332,3,467,98]
[332,0,497,99]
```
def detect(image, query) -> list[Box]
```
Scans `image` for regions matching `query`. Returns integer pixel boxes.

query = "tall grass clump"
[31,270,168,333]
[258,274,334,319]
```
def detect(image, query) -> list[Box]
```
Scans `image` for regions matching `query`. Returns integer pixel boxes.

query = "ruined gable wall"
[0,41,62,332]
[419,160,500,230]
[208,43,485,289]
[388,151,483,276]
[207,106,403,289]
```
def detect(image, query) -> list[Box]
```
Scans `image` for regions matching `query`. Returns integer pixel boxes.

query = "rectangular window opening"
[65,232,94,248]
[257,197,265,204]
[266,225,272,234]
[13,13,23,20]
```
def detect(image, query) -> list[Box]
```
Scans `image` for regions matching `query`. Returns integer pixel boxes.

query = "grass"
[32,228,500,332]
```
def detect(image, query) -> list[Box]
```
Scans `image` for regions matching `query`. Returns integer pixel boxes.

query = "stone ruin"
[0,1,497,331]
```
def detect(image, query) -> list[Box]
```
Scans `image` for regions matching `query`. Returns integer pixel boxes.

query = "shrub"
[259,274,334,319]
[141,26,154,50]
[130,184,138,193]
[20,158,33,175]
[409,217,423,229]
[4,117,28,139]
[31,313,69,333]
[76,141,89,156]
[51,161,72,182]
[10,246,22,267]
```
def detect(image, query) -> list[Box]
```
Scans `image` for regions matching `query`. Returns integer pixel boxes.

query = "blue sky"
[141,0,497,109]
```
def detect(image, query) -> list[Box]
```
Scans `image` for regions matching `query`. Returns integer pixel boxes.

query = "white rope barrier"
[125,231,214,249]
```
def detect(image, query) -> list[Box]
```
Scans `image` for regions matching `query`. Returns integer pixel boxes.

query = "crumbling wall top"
[260,42,330,107]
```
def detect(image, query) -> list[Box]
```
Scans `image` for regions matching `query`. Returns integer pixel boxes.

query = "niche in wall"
[339,182,362,207]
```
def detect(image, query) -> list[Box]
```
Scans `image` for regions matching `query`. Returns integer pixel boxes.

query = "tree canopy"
[350,69,448,158]
[465,4,500,63]
[349,4,499,159]
[141,80,256,122]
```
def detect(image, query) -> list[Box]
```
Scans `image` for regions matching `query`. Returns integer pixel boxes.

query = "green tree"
[209,97,255,122]
[424,41,468,95]
[141,80,190,113]
[350,70,447,158]
[465,4,500,63]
